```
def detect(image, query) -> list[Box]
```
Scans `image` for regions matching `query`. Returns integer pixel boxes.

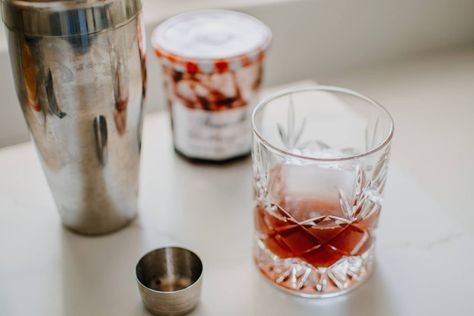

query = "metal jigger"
[136,247,203,316]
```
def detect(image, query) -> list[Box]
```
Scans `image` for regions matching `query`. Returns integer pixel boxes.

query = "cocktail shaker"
[1,0,147,235]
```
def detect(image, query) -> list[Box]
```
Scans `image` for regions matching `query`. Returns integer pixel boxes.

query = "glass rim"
[251,85,395,162]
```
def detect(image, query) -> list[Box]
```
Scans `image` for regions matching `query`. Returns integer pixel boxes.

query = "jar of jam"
[152,10,272,162]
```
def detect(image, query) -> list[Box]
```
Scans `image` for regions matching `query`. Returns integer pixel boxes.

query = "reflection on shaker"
[136,12,147,99]
[45,70,67,119]
[113,63,129,135]
[93,115,108,166]
[20,40,40,112]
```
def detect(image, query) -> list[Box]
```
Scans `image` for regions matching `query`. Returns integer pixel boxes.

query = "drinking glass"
[252,86,394,297]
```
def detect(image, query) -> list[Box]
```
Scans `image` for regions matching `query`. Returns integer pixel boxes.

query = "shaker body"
[3,0,147,234]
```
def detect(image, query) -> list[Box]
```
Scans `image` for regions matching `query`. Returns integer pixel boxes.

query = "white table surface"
[1,80,473,315]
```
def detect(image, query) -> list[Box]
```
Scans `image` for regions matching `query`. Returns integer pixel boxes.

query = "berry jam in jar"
[152,10,271,162]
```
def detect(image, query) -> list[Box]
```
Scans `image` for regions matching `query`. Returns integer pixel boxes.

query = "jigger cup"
[136,247,203,315]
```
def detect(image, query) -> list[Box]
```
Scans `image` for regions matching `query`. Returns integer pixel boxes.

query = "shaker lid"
[152,10,271,61]
[1,0,142,36]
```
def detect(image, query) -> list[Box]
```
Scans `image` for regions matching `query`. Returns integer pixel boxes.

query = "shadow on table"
[253,264,397,316]
[59,221,170,316]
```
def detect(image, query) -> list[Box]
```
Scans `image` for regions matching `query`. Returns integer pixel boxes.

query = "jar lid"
[151,9,272,73]
[1,0,142,36]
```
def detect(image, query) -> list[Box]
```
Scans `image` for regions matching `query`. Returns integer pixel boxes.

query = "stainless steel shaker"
[2,0,147,235]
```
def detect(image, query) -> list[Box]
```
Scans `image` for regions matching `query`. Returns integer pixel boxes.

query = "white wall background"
[1,0,474,147]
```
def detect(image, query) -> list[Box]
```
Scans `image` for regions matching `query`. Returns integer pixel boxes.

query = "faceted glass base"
[254,239,374,298]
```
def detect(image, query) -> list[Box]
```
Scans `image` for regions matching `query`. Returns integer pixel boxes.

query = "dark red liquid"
[255,196,379,268]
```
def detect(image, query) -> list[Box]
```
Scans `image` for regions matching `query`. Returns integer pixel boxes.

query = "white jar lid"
[151,9,272,61]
